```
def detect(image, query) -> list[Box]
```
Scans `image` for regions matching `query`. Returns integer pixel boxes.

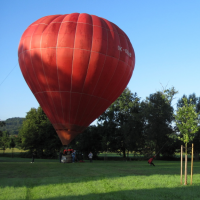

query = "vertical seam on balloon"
[118,34,132,97]
[91,18,108,95]
[39,16,60,123]
[40,15,61,123]
[106,65,128,101]
[99,23,121,100]
[80,18,109,126]
[29,22,44,93]
[27,21,57,123]
[69,13,80,124]
[109,35,132,102]
[73,15,94,125]
[21,39,38,94]
[55,14,67,127]
[32,20,126,39]
[83,24,122,126]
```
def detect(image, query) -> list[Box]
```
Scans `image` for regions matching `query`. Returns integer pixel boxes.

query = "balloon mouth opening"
[53,124,87,145]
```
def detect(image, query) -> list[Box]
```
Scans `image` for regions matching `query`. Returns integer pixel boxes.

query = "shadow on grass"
[1,157,200,190]
[24,185,200,200]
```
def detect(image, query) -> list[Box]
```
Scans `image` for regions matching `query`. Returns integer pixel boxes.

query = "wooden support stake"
[180,145,183,185]
[184,143,187,185]
[190,143,194,185]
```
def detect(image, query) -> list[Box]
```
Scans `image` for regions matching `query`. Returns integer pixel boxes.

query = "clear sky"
[1,0,200,121]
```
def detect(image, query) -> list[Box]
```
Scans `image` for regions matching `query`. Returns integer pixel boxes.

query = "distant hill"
[0,117,25,135]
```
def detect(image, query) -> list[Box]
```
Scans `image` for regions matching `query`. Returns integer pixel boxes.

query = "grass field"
[0,157,200,200]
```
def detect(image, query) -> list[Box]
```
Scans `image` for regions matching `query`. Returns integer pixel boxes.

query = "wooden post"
[184,143,187,185]
[180,145,183,185]
[190,143,194,185]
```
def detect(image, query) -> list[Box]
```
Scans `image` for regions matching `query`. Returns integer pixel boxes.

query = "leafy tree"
[98,88,142,158]
[19,107,62,158]
[122,98,145,158]
[141,91,174,157]
[174,97,199,185]
[160,86,178,105]
[0,120,6,137]
[0,131,9,153]
[70,125,102,159]
[0,118,24,135]
[177,94,200,160]
[0,121,6,127]
[9,137,16,158]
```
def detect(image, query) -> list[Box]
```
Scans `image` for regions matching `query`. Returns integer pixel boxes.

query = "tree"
[0,120,6,137]
[9,137,16,158]
[141,91,174,157]
[177,94,200,160]
[122,98,145,158]
[0,118,24,135]
[160,86,178,105]
[98,88,142,158]
[0,131,9,153]
[0,121,6,127]
[70,125,102,160]
[174,98,199,185]
[19,107,62,158]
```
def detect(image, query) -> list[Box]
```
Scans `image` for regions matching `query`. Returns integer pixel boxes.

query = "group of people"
[59,149,93,163]
[33,149,155,166]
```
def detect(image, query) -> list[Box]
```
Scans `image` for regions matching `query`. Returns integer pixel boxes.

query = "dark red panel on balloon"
[71,49,90,93]
[82,52,106,94]
[57,22,77,48]
[41,48,59,91]
[56,48,73,91]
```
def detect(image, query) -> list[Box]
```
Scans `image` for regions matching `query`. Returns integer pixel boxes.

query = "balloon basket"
[61,155,72,163]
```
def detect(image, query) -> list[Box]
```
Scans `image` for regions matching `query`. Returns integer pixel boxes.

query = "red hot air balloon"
[18,13,135,146]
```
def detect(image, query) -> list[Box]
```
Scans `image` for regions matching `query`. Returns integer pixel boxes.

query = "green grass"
[0,157,200,200]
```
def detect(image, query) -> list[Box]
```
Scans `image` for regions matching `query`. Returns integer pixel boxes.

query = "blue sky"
[1,0,200,121]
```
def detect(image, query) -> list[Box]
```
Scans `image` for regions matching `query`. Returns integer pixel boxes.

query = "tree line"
[0,117,24,135]
[1,87,200,160]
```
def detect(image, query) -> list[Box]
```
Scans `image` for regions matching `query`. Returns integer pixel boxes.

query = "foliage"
[174,97,199,184]
[98,88,143,157]
[177,94,200,160]
[0,121,6,127]
[0,117,25,135]
[70,125,102,159]
[160,86,178,105]
[141,91,174,157]
[174,98,199,144]
[18,107,62,158]
[0,131,9,153]
[0,120,6,138]
[6,86,200,161]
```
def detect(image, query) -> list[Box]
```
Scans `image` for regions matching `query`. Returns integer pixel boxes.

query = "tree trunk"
[122,147,126,158]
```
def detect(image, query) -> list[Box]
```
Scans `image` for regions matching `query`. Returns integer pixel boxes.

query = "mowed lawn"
[0,157,200,200]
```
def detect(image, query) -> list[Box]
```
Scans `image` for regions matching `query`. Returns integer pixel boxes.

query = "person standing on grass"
[31,152,36,163]
[88,152,93,162]
[148,156,155,166]
[59,151,63,163]
[72,150,76,163]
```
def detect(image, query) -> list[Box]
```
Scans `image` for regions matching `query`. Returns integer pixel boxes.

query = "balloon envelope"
[18,13,135,145]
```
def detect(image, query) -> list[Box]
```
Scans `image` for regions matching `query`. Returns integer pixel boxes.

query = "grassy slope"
[0,157,200,200]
